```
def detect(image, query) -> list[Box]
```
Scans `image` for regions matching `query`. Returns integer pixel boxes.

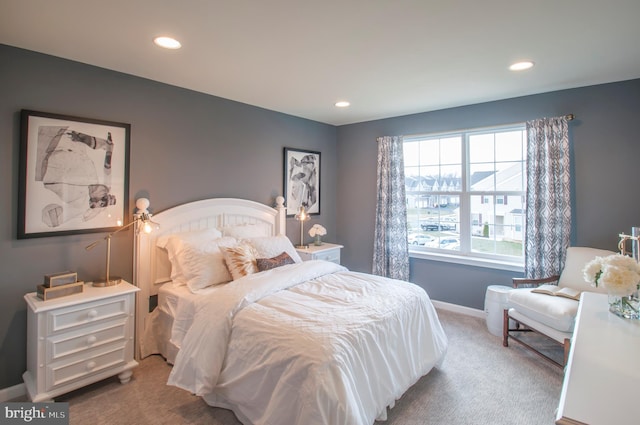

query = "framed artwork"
[283,147,321,216]
[18,110,131,239]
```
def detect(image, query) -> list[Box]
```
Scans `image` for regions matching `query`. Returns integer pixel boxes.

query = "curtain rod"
[399,113,577,141]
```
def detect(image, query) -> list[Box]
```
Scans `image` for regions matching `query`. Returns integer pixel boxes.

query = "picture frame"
[283,147,321,216]
[18,110,130,239]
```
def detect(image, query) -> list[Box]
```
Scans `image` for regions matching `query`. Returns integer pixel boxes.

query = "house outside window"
[404,125,526,266]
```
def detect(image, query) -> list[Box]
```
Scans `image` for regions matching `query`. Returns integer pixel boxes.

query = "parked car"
[408,234,435,245]
[439,238,460,249]
[421,222,439,231]
[441,222,457,231]
[421,221,456,231]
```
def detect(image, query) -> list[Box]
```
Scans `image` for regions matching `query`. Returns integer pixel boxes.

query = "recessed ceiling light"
[509,61,534,71]
[335,101,350,108]
[153,36,182,50]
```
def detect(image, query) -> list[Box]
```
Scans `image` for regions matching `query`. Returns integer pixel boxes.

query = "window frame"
[404,124,526,271]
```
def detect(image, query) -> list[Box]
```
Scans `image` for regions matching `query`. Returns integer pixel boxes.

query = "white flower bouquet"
[583,254,640,296]
[308,224,327,237]
[309,224,327,246]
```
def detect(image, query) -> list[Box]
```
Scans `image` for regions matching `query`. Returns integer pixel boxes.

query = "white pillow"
[246,235,303,263]
[157,228,222,282]
[221,223,271,239]
[178,236,237,292]
[157,228,222,250]
[159,229,236,291]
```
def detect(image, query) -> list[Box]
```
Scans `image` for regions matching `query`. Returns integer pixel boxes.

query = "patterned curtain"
[524,116,571,278]
[373,136,410,280]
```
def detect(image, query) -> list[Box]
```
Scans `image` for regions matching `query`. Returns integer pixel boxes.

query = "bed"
[133,196,447,425]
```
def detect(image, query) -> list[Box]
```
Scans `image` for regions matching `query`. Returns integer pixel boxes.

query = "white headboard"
[132,196,286,358]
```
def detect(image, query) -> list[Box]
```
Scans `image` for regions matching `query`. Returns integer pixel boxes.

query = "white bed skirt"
[140,297,179,363]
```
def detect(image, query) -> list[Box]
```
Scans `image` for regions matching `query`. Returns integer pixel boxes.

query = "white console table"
[556,292,640,424]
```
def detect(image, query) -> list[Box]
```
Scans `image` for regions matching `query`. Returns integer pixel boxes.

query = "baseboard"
[0,382,26,402]
[432,300,485,319]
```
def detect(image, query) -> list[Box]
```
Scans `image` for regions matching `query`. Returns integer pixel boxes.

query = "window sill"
[409,250,524,272]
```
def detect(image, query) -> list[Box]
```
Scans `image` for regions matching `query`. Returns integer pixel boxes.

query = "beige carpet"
[52,309,563,425]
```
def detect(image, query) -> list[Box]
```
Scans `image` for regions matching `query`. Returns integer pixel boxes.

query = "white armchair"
[503,246,615,367]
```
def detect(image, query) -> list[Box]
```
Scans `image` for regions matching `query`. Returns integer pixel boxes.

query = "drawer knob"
[87,310,98,319]
[86,361,97,370]
[87,335,97,345]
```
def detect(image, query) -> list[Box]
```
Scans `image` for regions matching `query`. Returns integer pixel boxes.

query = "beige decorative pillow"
[221,243,259,280]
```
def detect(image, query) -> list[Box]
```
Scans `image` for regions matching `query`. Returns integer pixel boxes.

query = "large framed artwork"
[18,110,131,239]
[283,147,321,216]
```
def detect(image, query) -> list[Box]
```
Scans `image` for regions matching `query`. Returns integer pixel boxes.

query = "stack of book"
[37,271,84,301]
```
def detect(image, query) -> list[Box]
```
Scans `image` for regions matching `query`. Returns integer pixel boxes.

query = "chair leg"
[504,314,566,369]
[503,309,509,347]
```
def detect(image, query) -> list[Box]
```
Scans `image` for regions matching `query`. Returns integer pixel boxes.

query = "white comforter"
[167,260,448,425]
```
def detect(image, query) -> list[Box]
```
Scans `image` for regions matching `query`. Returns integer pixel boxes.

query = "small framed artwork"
[18,110,131,239]
[283,147,321,216]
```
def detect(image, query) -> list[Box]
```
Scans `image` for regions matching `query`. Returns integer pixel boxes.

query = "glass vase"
[608,292,640,319]
[314,235,323,246]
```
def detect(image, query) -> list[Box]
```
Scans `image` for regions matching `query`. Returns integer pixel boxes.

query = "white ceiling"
[1,0,639,126]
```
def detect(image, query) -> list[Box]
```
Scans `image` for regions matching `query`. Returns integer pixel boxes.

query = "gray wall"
[337,79,640,309]
[2,41,640,391]
[0,44,337,389]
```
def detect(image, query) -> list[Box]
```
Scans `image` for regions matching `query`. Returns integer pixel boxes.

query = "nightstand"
[23,281,139,402]
[295,243,343,264]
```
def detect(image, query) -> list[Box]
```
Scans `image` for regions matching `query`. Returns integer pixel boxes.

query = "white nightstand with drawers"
[295,243,343,264]
[23,281,139,402]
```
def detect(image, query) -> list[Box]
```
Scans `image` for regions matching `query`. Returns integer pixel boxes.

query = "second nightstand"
[295,243,343,264]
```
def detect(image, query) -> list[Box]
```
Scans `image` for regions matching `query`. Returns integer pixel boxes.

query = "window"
[404,125,526,266]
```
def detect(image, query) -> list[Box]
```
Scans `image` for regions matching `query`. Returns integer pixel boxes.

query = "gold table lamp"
[294,205,310,249]
[85,198,157,286]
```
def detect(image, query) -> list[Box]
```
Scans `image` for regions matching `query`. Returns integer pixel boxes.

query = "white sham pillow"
[246,235,303,263]
[158,228,236,291]
[157,228,223,250]
[174,236,237,292]
[221,223,271,239]
[158,228,222,282]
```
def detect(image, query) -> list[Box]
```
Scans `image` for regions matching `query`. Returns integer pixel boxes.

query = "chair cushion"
[508,288,579,332]
[558,247,616,293]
